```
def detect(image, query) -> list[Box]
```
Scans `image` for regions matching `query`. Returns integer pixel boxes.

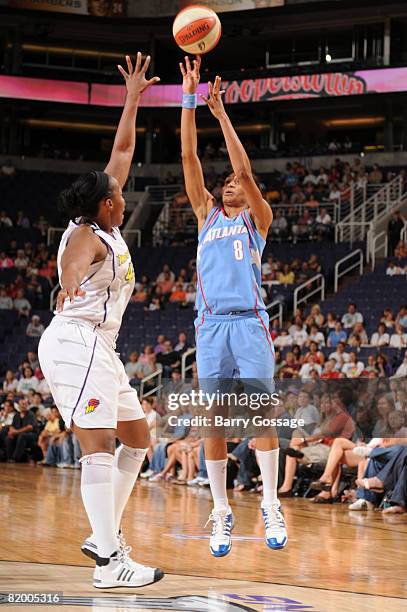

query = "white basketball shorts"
[38,317,144,429]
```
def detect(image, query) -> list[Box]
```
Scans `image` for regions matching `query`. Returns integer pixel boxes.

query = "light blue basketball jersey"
[196,207,266,316]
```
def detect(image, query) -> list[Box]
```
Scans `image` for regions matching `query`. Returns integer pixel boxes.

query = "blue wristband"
[182,93,198,109]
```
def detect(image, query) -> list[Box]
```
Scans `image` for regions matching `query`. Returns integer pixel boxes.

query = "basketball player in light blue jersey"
[180,56,287,556]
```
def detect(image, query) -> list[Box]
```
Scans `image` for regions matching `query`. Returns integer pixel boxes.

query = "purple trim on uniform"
[96,235,115,326]
[70,335,98,424]
[80,269,98,287]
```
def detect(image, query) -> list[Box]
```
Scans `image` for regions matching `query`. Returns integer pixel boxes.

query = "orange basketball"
[173,5,222,55]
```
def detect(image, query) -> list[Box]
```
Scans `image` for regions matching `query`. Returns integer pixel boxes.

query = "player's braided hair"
[58,170,114,221]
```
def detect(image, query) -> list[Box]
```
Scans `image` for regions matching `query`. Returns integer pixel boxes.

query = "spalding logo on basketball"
[173,5,222,55]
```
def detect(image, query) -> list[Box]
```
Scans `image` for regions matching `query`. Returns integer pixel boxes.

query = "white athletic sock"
[113,445,147,532]
[256,448,279,506]
[80,452,117,558]
[205,458,229,511]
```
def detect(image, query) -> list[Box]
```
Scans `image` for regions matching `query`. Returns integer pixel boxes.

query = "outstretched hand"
[56,287,86,312]
[118,52,160,99]
[179,55,201,94]
[200,75,226,119]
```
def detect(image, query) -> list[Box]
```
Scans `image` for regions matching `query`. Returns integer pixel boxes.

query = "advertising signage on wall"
[0,0,283,16]
[1,67,406,107]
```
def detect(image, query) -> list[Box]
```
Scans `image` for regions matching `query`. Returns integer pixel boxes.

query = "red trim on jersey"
[253,288,274,356]
[195,312,205,336]
[242,210,255,241]
[203,207,220,232]
[198,272,212,314]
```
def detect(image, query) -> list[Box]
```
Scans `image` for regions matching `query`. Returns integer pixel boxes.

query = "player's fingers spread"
[179,62,186,77]
[149,76,161,85]
[185,55,192,72]
[195,55,201,68]
[117,65,128,79]
[135,51,142,72]
[126,55,133,74]
[142,55,151,73]
[199,95,209,105]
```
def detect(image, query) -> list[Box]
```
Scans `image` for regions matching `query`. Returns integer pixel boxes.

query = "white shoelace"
[117,533,148,571]
[205,511,231,537]
[263,504,286,534]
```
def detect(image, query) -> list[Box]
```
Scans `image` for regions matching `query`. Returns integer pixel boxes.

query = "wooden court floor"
[1,464,406,612]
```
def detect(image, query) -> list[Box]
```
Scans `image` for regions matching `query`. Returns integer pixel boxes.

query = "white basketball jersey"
[56,220,135,347]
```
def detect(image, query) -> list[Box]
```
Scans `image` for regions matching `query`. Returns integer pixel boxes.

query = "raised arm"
[104,53,160,189]
[201,76,273,236]
[180,56,215,228]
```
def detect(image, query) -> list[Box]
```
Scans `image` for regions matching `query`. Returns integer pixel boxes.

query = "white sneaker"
[148,473,163,482]
[349,498,374,511]
[198,478,210,487]
[92,533,164,589]
[261,501,288,550]
[187,476,205,486]
[140,469,154,479]
[205,507,234,558]
[56,463,70,469]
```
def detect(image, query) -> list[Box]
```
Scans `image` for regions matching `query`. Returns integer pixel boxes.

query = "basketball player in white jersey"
[38,53,164,589]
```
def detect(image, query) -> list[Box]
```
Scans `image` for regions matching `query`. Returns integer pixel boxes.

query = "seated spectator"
[3,370,18,393]
[5,398,38,463]
[14,250,29,271]
[341,352,365,378]
[370,323,390,347]
[270,210,288,240]
[329,341,350,369]
[376,353,392,377]
[145,297,161,311]
[315,208,332,238]
[290,322,308,347]
[156,340,181,376]
[368,163,383,184]
[321,359,341,379]
[325,311,337,330]
[14,289,31,317]
[292,209,313,241]
[15,210,30,229]
[279,393,354,497]
[278,264,295,285]
[156,264,175,284]
[327,322,347,348]
[278,352,300,379]
[328,183,341,203]
[174,332,189,353]
[308,254,321,274]
[316,167,329,185]
[154,335,167,354]
[170,281,187,303]
[299,355,322,380]
[0,210,13,228]
[185,283,196,304]
[293,391,320,435]
[37,407,61,461]
[396,305,407,328]
[305,194,320,210]
[26,314,45,338]
[341,303,363,329]
[0,288,13,310]
[17,367,38,395]
[124,352,140,379]
[303,340,325,363]
[380,308,396,329]
[28,391,46,418]
[390,324,407,348]
[348,322,368,346]
[157,271,174,295]
[306,304,325,328]
[37,371,51,400]
[303,170,317,185]
[0,251,13,268]
[274,329,293,349]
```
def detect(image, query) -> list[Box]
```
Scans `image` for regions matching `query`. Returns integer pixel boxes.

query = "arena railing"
[293,273,325,313]
[181,348,196,380]
[370,231,388,271]
[47,226,142,247]
[49,283,60,311]
[265,299,283,327]
[140,368,163,400]
[335,175,402,244]
[334,249,363,293]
